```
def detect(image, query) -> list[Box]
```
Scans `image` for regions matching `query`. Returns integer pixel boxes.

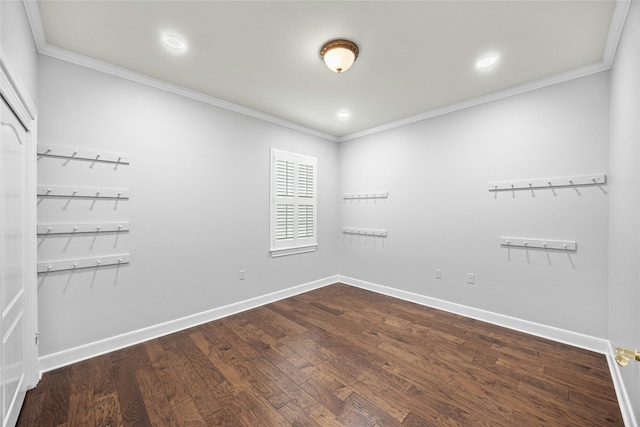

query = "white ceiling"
[30,0,622,140]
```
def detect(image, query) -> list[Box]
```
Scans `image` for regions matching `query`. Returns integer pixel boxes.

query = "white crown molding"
[38,275,339,372]
[338,62,610,142]
[22,1,45,54]
[338,0,631,142]
[23,0,631,144]
[22,1,337,143]
[41,44,338,142]
[603,0,633,68]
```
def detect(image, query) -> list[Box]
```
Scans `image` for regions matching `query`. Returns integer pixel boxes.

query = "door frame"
[0,43,39,425]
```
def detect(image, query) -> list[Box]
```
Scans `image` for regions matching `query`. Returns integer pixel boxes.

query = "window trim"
[269,148,318,257]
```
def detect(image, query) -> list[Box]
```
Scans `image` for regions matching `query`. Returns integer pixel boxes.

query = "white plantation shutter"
[276,204,294,240]
[276,159,294,197]
[275,158,295,241]
[270,149,317,257]
[297,164,314,198]
[297,205,314,238]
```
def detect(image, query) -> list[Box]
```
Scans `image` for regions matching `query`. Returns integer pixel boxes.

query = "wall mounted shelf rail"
[489,174,606,192]
[37,144,130,164]
[37,222,130,235]
[499,237,577,251]
[343,192,388,200]
[37,254,130,273]
[343,227,388,237]
[37,186,130,199]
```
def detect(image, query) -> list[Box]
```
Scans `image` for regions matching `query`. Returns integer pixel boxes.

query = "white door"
[1,96,29,427]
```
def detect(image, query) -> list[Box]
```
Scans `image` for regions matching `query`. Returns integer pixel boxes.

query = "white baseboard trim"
[605,342,639,427]
[39,275,636,426]
[39,275,338,373]
[338,275,610,353]
[339,276,639,426]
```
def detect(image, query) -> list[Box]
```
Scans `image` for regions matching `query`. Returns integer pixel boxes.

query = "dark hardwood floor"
[17,283,623,426]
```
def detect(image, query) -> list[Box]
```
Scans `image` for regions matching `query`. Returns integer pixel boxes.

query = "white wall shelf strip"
[37,222,130,235]
[37,144,130,164]
[500,237,577,251]
[37,186,130,199]
[343,192,388,200]
[343,227,388,237]
[489,174,606,191]
[37,254,130,273]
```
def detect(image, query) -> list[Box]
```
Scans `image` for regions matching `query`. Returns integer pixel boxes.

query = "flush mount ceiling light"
[320,39,359,73]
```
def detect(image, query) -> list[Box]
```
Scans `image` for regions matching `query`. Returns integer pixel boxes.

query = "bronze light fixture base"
[320,39,359,73]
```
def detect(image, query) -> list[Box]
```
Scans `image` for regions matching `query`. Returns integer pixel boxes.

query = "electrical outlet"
[467,273,475,284]
[239,269,245,280]
[435,269,442,279]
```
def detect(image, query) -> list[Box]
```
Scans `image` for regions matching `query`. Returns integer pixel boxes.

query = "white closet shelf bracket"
[37,186,130,199]
[489,174,606,191]
[38,254,130,273]
[37,222,130,235]
[343,192,388,200]
[37,144,130,164]
[500,237,577,251]
[342,227,388,237]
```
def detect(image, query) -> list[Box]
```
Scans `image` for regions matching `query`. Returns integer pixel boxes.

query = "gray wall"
[609,0,640,422]
[37,55,339,357]
[339,72,610,338]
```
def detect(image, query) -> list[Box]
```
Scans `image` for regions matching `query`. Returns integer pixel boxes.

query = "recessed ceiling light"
[163,35,185,50]
[337,111,351,119]
[476,55,498,69]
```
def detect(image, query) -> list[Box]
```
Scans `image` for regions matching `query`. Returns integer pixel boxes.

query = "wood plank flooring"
[17,283,623,426]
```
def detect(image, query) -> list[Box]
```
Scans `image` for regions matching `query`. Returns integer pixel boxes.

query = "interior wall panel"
[36,55,339,358]
[339,72,610,339]
[609,1,640,423]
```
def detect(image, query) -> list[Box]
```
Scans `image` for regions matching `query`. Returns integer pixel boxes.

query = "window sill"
[270,245,318,258]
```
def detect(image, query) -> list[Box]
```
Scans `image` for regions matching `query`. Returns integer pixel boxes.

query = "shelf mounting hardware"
[38,144,130,164]
[37,254,130,273]
[489,174,606,192]
[500,237,577,251]
[342,227,388,237]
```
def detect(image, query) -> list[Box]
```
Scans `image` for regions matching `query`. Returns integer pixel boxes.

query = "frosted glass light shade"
[320,39,359,73]
[324,47,355,73]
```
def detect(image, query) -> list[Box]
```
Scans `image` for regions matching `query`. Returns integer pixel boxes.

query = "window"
[270,148,317,257]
